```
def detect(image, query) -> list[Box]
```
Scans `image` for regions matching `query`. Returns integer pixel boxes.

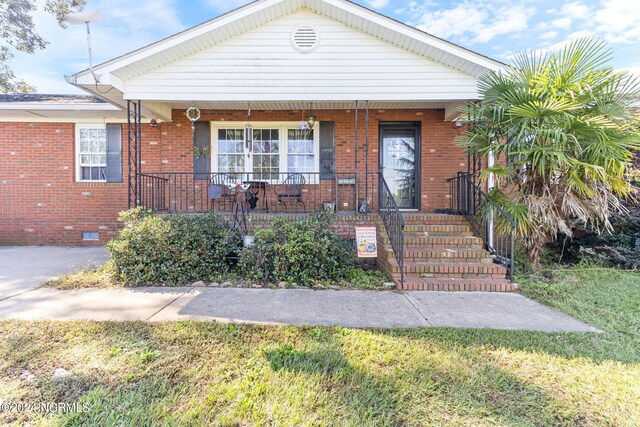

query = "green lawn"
[1,268,639,426]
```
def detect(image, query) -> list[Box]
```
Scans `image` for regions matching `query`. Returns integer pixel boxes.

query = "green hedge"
[107,209,240,286]
[239,211,355,284]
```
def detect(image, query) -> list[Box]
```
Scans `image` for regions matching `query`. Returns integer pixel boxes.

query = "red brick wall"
[0,108,468,244]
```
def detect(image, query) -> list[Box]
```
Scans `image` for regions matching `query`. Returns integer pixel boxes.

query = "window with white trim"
[217,129,245,174]
[252,128,280,180]
[211,122,320,182]
[76,124,107,181]
[287,129,315,173]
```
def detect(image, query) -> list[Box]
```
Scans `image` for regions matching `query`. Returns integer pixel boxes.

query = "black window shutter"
[319,121,335,180]
[194,121,211,180]
[105,124,122,183]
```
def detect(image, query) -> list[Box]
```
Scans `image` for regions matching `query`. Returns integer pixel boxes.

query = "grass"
[2,267,638,426]
[44,266,117,290]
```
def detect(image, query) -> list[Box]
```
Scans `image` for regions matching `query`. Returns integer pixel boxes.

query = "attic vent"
[291,26,319,53]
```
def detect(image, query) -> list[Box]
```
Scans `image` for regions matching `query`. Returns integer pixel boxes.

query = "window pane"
[288,155,314,173]
[288,130,313,152]
[218,130,244,154]
[219,154,244,173]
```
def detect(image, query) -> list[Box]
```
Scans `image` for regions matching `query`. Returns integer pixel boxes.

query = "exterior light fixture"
[305,102,316,129]
[149,118,158,128]
[452,120,463,129]
[305,114,316,129]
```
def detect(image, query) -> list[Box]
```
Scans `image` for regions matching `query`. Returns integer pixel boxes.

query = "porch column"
[127,100,142,208]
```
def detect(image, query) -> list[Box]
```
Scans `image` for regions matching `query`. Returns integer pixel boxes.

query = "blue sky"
[11,0,640,94]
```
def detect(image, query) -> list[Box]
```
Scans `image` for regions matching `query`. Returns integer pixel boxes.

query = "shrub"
[549,204,640,270]
[240,211,354,284]
[107,208,240,285]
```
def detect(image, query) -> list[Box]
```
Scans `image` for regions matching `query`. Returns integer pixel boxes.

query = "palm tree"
[458,38,640,267]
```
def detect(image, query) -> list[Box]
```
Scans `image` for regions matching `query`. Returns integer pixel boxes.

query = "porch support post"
[354,100,359,214]
[466,101,471,176]
[127,99,143,208]
[364,100,369,209]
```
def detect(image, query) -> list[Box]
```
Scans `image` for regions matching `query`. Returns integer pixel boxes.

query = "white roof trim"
[0,102,120,111]
[70,0,504,87]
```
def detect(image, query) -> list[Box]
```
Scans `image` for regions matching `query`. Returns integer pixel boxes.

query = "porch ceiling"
[161,100,465,122]
[74,99,465,123]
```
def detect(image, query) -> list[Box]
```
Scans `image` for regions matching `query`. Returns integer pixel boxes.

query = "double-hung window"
[287,129,315,173]
[76,124,107,181]
[217,129,245,174]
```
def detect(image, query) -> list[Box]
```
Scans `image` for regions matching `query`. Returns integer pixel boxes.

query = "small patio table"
[242,180,269,212]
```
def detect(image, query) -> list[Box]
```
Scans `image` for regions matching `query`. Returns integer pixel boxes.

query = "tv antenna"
[66,10,103,84]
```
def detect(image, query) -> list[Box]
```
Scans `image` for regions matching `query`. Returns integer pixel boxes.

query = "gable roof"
[71,0,502,86]
[67,0,505,121]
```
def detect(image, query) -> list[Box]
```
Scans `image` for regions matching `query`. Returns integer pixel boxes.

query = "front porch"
[122,104,514,290]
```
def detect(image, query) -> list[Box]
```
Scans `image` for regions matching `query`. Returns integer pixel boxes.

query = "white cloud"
[408,2,534,44]
[539,31,558,40]
[593,0,640,43]
[620,64,640,75]
[205,0,251,13]
[560,2,590,20]
[365,0,390,9]
[550,17,572,30]
[546,30,595,52]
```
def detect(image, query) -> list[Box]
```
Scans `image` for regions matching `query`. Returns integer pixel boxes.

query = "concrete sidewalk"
[0,286,601,332]
[0,246,109,300]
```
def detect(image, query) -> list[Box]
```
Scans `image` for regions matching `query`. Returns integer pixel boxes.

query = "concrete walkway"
[0,286,600,332]
[0,246,600,332]
[0,246,109,300]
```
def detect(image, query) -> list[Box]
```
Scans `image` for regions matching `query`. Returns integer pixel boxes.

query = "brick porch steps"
[401,214,471,225]
[393,276,516,292]
[377,214,514,291]
[382,259,507,277]
[383,234,485,248]
[381,247,494,263]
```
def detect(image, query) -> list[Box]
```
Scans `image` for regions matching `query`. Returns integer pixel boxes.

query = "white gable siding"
[122,11,480,102]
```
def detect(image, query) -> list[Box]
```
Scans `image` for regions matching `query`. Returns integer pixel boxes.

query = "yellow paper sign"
[355,226,378,258]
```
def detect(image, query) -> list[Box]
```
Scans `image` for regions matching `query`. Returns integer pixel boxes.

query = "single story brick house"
[0,0,516,290]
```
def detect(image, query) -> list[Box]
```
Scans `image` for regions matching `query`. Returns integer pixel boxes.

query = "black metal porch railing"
[448,172,516,282]
[138,172,360,214]
[378,172,405,285]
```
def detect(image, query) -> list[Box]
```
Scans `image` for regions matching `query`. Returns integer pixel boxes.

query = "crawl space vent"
[291,26,319,53]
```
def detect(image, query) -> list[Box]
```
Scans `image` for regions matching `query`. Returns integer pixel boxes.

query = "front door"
[379,123,420,209]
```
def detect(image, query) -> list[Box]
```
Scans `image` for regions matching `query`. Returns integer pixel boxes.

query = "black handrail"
[448,172,516,282]
[378,172,405,285]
